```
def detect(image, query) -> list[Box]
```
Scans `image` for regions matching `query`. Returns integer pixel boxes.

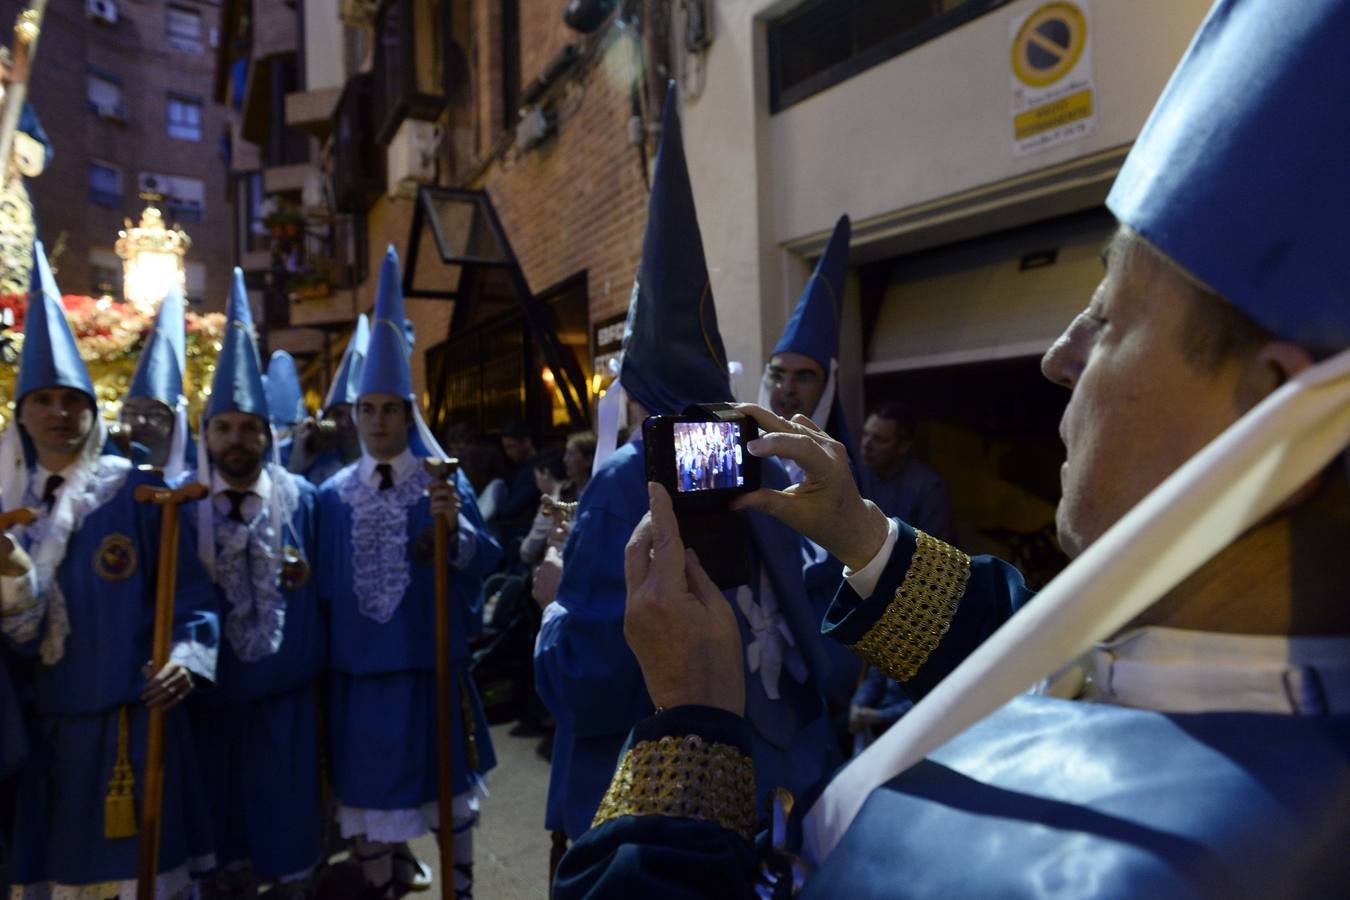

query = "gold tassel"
[104,705,138,839]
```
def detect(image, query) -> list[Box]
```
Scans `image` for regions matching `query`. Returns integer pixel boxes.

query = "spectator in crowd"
[490,421,541,553]
[859,400,953,541]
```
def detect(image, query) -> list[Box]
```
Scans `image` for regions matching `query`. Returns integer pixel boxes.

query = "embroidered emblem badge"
[280,545,311,591]
[412,527,436,566]
[94,534,137,582]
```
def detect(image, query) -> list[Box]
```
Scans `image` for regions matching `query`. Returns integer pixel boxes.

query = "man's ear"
[1239,341,1314,411]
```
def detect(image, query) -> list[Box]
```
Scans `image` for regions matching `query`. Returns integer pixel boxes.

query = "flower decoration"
[0,293,224,429]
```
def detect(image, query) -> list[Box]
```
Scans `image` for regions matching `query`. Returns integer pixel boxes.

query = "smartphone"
[642,405,760,588]
[643,408,761,506]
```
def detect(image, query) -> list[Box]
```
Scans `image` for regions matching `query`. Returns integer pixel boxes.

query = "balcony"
[371,0,447,144]
[331,73,384,213]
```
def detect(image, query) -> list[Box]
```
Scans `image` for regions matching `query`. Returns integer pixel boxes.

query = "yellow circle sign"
[1012,3,1088,88]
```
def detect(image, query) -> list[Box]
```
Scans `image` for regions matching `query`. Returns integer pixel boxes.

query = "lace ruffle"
[215,466,300,662]
[3,456,132,665]
[337,465,431,624]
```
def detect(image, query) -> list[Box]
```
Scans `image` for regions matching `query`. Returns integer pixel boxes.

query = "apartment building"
[1,0,232,308]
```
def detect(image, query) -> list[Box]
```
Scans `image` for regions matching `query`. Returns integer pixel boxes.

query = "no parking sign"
[1010,1,1096,157]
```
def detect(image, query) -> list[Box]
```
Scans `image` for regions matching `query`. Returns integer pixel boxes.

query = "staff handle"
[133,481,207,900]
[425,457,459,900]
[0,507,36,530]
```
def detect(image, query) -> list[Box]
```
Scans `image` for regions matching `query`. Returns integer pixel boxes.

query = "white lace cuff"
[170,639,217,684]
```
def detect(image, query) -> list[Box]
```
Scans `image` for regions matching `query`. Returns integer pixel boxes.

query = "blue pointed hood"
[357,247,444,457]
[128,284,187,407]
[266,350,306,426]
[1106,0,1350,349]
[359,246,415,404]
[204,268,268,422]
[618,82,732,416]
[323,314,370,410]
[16,241,95,405]
[774,216,849,371]
[770,215,856,459]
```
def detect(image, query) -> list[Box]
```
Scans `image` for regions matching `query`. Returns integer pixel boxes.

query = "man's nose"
[1041,320,1085,389]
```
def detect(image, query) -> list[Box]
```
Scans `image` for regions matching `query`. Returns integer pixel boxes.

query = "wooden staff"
[425,457,459,900]
[133,481,207,900]
[0,0,49,186]
[0,507,36,530]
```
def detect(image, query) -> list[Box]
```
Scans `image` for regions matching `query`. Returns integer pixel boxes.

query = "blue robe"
[5,465,219,888]
[535,441,840,839]
[553,525,1350,897]
[190,471,327,878]
[555,699,1350,898]
[317,465,501,812]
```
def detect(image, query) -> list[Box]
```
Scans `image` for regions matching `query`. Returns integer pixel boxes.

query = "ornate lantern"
[115,195,191,316]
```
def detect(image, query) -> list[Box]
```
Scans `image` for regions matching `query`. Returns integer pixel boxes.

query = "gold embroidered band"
[592,734,756,840]
[849,529,972,682]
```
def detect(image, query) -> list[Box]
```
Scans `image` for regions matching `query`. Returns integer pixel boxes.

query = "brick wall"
[473,3,650,325]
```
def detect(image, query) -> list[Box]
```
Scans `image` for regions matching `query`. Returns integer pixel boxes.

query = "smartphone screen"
[673,420,745,493]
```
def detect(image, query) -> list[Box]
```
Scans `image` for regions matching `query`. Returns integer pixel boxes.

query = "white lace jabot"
[1090,626,1350,716]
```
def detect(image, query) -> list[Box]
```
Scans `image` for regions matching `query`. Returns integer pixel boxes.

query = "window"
[166,4,202,53]
[167,94,203,141]
[185,261,206,305]
[89,249,121,297]
[88,160,123,208]
[142,172,205,223]
[237,172,266,253]
[768,0,1012,112]
[86,72,126,120]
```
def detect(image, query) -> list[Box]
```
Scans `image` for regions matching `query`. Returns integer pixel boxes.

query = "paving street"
[316,722,555,900]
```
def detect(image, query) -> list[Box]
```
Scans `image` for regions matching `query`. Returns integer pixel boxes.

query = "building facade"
[216,0,659,441]
[213,0,1210,569]
[683,0,1211,574]
[2,0,233,309]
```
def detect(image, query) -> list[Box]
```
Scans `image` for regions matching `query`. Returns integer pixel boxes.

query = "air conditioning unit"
[87,0,119,26]
[385,119,440,200]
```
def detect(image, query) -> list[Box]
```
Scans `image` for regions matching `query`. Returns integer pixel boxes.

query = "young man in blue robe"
[758,215,862,706]
[317,249,501,899]
[287,315,368,487]
[188,270,326,896]
[553,1,1350,895]
[534,85,840,847]
[120,285,194,480]
[0,243,218,896]
[265,349,307,468]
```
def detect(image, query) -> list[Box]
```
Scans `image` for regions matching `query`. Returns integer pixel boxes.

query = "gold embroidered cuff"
[849,529,971,682]
[591,734,756,840]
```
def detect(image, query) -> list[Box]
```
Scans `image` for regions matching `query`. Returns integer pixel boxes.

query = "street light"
[116,194,191,316]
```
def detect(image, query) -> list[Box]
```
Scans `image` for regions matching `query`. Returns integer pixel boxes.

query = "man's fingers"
[789,413,829,436]
[734,403,799,436]
[624,512,655,596]
[729,486,789,519]
[645,482,686,584]
[745,431,835,477]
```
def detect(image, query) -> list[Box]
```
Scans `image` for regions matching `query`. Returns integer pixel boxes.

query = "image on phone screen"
[673,420,744,493]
